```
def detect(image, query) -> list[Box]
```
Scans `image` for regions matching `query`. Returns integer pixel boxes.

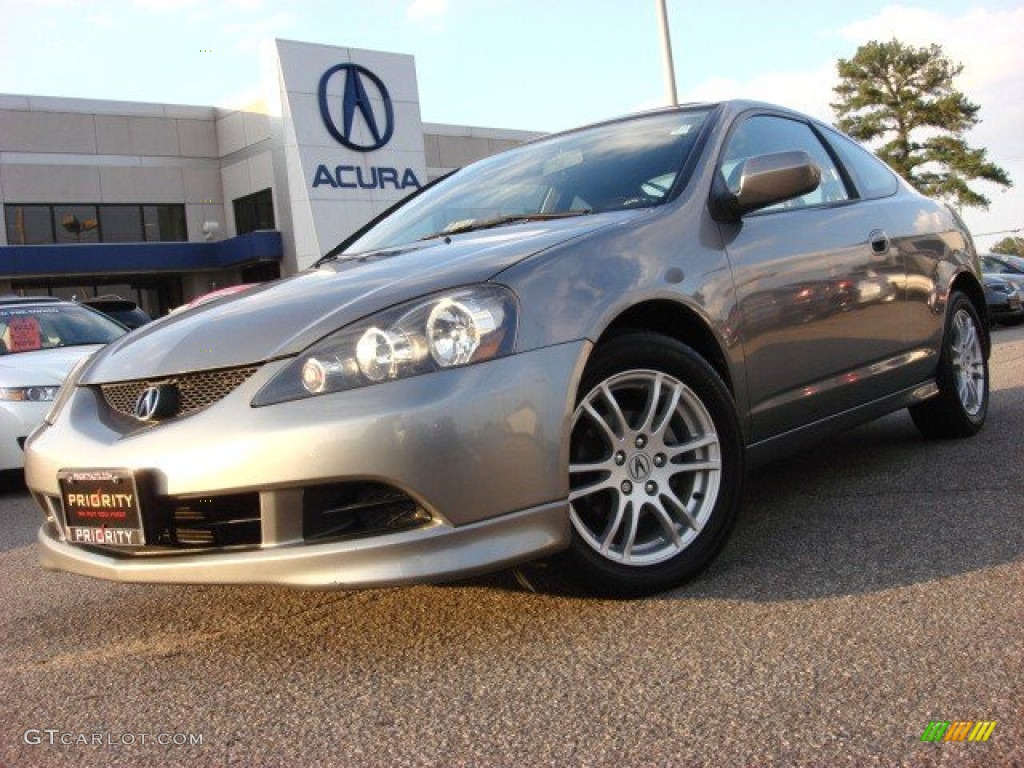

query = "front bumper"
[0,400,49,471]
[989,297,1023,323]
[26,341,588,587]
[36,501,568,588]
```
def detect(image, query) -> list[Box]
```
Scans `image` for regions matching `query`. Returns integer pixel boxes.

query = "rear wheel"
[909,291,988,438]
[565,333,744,597]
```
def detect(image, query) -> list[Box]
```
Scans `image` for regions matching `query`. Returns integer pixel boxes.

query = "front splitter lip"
[37,501,570,589]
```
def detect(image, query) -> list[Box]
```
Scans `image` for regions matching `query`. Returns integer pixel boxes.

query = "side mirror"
[712,150,822,221]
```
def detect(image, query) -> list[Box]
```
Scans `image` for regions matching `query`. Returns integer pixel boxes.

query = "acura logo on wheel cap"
[628,454,652,481]
[133,384,179,422]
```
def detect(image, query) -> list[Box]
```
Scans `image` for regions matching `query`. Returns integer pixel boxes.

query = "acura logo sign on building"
[312,62,421,191]
[318,63,394,151]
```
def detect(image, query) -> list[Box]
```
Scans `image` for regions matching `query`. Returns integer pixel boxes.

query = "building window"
[142,205,187,241]
[99,205,144,243]
[233,189,275,235]
[4,204,187,244]
[54,205,100,243]
[4,205,54,244]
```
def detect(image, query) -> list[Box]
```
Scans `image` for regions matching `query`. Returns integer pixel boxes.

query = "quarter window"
[820,126,899,199]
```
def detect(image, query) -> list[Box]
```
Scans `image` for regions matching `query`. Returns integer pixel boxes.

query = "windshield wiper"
[420,210,592,241]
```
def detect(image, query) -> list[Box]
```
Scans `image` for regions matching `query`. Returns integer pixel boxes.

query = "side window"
[820,127,899,200]
[721,115,850,211]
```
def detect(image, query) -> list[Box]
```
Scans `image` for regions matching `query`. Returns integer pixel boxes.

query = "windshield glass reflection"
[347,108,713,253]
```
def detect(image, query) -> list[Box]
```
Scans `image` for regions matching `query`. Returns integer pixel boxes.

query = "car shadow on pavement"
[471,384,1024,602]
[0,469,26,494]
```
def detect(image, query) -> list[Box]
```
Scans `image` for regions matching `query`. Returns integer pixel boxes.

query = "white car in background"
[0,297,126,471]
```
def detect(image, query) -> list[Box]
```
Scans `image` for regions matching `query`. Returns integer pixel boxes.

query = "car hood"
[983,273,1016,291]
[0,345,106,386]
[82,212,639,383]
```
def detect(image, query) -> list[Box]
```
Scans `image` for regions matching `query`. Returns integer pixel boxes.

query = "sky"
[0,0,1021,249]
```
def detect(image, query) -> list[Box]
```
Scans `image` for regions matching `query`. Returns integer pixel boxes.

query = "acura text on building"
[313,63,421,191]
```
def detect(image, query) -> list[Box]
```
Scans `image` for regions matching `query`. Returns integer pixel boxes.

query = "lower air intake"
[303,482,431,542]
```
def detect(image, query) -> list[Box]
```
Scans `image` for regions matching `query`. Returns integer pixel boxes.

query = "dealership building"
[0,39,541,316]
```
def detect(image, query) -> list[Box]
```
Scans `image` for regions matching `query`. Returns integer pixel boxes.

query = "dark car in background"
[979,254,1024,326]
[25,100,990,597]
[981,252,1024,278]
[79,296,152,330]
[982,274,1024,326]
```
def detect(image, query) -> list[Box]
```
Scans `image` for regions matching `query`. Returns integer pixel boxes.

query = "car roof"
[0,295,64,306]
[516,99,826,152]
[81,297,140,311]
[0,294,61,302]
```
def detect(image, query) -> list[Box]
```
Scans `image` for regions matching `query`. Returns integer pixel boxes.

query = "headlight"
[252,284,518,406]
[0,386,60,402]
[43,355,93,425]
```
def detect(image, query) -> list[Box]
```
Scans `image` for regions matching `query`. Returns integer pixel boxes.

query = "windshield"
[0,303,126,356]
[347,108,713,253]
[991,253,1024,273]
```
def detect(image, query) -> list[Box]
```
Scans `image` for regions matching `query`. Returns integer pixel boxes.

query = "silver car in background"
[25,101,989,596]
[1,297,125,471]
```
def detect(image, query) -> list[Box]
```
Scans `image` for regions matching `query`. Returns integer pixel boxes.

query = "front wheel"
[564,333,744,597]
[909,291,989,439]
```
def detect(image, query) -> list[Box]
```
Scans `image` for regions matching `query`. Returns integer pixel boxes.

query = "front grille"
[100,365,260,421]
[303,482,431,542]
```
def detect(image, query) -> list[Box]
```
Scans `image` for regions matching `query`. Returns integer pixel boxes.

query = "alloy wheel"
[569,369,722,566]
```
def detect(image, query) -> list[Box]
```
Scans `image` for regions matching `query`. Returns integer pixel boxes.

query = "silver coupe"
[25,101,989,596]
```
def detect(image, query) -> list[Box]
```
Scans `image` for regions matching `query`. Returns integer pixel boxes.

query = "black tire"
[909,291,989,439]
[562,332,744,598]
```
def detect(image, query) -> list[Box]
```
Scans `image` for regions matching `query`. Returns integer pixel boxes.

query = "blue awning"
[0,230,282,277]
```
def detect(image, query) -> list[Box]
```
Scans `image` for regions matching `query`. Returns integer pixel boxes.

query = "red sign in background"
[6,316,42,351]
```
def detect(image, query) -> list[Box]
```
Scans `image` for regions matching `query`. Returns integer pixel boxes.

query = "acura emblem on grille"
[133,384,180,421]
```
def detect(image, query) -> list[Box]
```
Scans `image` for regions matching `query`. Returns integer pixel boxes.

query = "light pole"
[657,0,678,107]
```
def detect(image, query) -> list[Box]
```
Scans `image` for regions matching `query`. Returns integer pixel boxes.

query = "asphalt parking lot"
[1,326,1022,768]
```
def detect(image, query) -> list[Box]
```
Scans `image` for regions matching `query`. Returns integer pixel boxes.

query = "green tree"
[832,39,1011,209]
[991,236,1024,257]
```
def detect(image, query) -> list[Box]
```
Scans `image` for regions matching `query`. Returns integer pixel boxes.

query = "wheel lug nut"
[635,435,647,448]
[621,480,633,495]
[614,451,626,466]
[645,481,657,495]
[654,454,666,467]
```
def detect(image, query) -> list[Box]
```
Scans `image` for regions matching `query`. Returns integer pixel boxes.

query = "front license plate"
[58,469,145,546]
